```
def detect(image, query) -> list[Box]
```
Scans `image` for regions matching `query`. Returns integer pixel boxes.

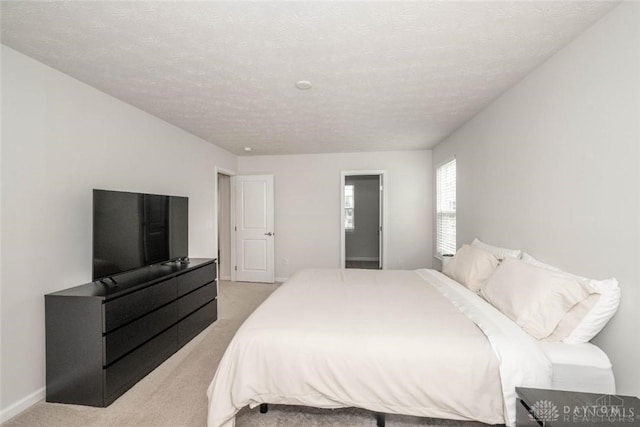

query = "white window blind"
[436,159,456,257]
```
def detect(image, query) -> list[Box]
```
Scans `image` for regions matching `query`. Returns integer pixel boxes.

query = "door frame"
[340,170,387,269]
[214,167,236,281]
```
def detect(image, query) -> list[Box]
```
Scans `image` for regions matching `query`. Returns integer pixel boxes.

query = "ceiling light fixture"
[243,147,252,152]
[295,80,312,90]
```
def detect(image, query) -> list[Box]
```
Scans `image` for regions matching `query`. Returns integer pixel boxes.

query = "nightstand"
[516,387,640,426]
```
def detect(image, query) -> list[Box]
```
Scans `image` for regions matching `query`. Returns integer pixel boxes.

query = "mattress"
[539,341,615,394]
[207,268,554,427]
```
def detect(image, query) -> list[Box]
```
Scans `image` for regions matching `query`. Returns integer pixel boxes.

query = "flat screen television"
[93,189,188,281]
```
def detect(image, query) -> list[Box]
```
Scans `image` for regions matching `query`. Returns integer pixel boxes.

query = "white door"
[234,175,275,283]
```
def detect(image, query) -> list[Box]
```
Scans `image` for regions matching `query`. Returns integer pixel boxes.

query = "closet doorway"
[217,171,232,281]
[340,171,386,270]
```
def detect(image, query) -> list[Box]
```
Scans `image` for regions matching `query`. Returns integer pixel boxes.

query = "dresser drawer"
[178,282,216,320]
[177,262,216,297]
[103,278,177,333]
[104,325,177,403]
[178,299,217,347]
[104,301,177,366]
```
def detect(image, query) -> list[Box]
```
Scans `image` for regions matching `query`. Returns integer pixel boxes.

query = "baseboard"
[220,275,231,281]
[346,257,379,262]
[275,277,288,283]
[1,386,45,423]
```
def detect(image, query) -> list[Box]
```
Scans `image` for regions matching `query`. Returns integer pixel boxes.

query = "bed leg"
[259,403,268,414]
[375,412,385,427]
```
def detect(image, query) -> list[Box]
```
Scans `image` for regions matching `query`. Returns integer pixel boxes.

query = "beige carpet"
[3,281,492,427]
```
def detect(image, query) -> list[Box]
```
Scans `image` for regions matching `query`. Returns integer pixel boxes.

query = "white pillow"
[521,253,620,344]
[482,258,593,340]
[443,244,500,293]
[544,293,600,342]
[471,238,522,260]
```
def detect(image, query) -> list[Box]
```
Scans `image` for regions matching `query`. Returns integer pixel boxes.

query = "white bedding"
[207,268,556,427]
[539,341,615,393]
[417,269,553,424]
[422,272,616,400]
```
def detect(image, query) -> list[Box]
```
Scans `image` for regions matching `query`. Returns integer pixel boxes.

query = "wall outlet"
[282,258,289,265]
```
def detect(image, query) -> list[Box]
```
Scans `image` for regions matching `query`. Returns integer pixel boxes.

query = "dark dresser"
[45,258,217,407]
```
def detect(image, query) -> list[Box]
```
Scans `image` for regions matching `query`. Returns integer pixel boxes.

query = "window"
[436,158,456,257]
[344,184,355,230]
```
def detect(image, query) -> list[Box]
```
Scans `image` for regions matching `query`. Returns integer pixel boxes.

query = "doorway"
[217,172,232,280]
[341,171,386,270]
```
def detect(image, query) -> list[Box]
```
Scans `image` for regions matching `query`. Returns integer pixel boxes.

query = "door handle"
[264,232,274,236]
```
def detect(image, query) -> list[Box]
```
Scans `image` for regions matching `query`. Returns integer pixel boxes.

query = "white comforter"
[207,269,552,427]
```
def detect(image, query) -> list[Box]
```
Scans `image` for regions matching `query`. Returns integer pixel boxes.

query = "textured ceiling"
[1,1,619,156]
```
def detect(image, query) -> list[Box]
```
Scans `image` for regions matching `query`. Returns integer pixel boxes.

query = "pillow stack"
[481,257,592,340]
[442,239,620,344]
[519,253,621,344]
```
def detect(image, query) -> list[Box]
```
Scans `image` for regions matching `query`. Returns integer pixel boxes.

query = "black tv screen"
[93,189,188,280]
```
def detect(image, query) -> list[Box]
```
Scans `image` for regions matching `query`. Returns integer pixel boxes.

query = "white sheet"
[207,269,552,427]
[539,341,615,393]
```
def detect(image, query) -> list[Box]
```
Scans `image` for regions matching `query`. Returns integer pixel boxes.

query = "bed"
[206,268,616,427]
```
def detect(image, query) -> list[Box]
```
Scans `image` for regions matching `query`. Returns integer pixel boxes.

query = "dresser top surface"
[46,258,215,300]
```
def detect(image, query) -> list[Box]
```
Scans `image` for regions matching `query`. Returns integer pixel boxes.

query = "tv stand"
[45,258,217,407]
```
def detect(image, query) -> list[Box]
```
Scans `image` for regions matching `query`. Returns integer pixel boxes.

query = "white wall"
[433,3,639,396]
[0,46,237,420]
[238,151,432,279]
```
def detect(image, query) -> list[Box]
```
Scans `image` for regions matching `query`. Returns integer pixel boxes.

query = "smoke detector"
[295,80,312,90]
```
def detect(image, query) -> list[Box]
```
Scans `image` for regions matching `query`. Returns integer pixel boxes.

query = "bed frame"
[259,404,386,427]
